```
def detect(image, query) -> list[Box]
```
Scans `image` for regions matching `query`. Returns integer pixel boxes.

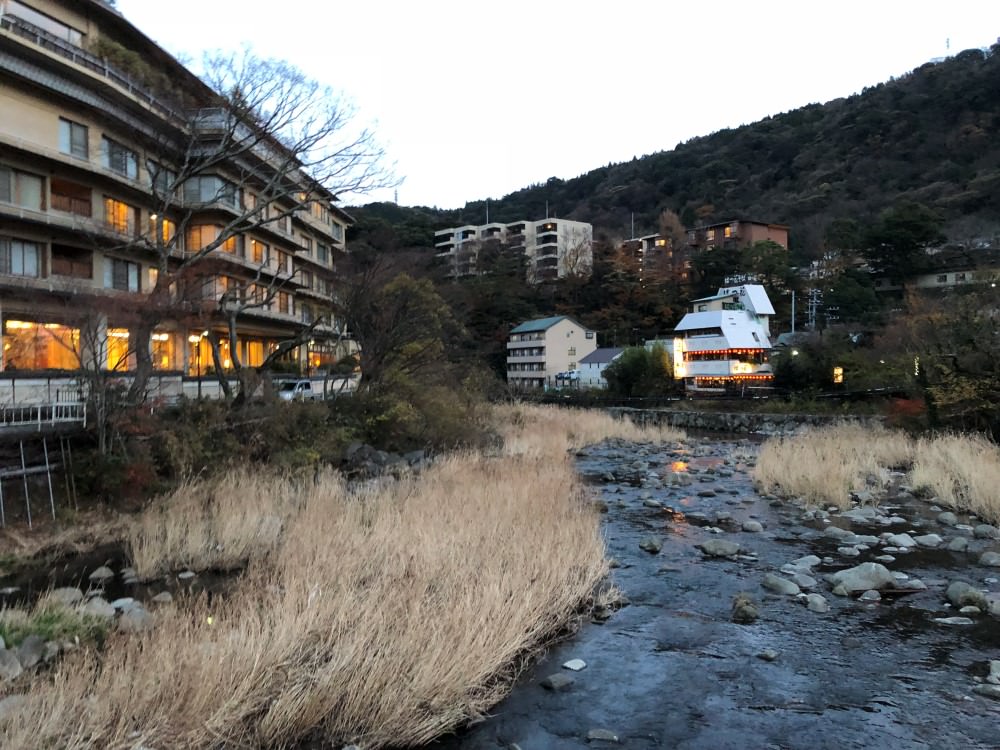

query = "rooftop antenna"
[393,189,398,205]
[545,200,549,219]
[946,37,950,53]
[486,199,489,224]
[631,212,635,240]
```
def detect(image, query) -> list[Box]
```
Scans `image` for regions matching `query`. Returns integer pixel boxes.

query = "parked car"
[277,379,321,401]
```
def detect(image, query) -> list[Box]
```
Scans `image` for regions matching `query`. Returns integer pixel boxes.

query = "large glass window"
[8,2,83,45]
[58,118,88,158]
[151,332,176,370]
[106,328,131,371]
[101,137,138,179]
[0,167,45,210]
[3,320,80,371]
[0,237,41,277]
[183,176,238,207]
[104,197,139,236]
[251,239,269,264]
[104,257,140,292]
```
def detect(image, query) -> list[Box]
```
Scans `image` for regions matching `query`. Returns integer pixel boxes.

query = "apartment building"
[672,284,775,392]
[0,0,351,385]
[687,219,789,252]
[435,218,592,283]
[506,315,596,389]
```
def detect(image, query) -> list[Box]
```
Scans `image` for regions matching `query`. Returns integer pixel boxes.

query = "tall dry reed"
[753,422,914,507]
[910,433,1000,524]
[1,407,616,748]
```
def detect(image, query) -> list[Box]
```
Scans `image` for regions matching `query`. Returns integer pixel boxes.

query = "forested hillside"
[353,44,1000,258]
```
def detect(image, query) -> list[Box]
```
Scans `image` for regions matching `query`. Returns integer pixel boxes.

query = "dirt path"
[431,436,1000,749]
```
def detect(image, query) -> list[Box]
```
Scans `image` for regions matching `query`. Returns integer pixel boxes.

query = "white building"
[435,218,592,283]
[672,285,775,392]
[506,315,596,389]
[578,347,625,388]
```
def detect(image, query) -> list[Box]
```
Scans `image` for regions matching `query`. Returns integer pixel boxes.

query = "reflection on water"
[671,460,689,473]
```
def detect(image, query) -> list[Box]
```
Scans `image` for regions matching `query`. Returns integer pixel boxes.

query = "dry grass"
[497,403,685,459]
[0,406,613,748]
[753,423,914,508]
[127,471,303,580]
[910,434,1000,524]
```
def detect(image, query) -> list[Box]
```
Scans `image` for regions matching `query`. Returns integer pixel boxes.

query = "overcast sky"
[115,1,999,210]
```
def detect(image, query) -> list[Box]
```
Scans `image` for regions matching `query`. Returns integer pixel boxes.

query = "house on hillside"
[506,316,596,389]
[672,284,775,392]
[687,220,789,251]
[578,347,625,388]
[435,219,592,283]
[872,248,1000,292]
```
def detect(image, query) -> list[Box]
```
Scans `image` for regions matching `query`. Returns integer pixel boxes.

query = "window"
[148,216,177,245]
[251,239,269,264]
[58,118,88,158]
[312,202,330,223]
[300,270,313,290]
[148,162,176,196]
[0,237,41,277]
[101,137,138,179]
[724,226,733,239]
[185,225,217,252]
[956,272,967,282]
[183,176,238,207]
[106,328,131,371]
[51,244,92,279]
[568,347,576,356]
[937,274,948,283]
[104,198,139,236]
[0,167,45,210]
[585,331,594,339]
[317,243,329,264]
[151,332,175,370]
[50,178,91,216]
[301,236,313,253]
[698,304,707,312]
[9,2,83,45]
[276,250,291,274]
[3,320,79,371]
[275,213,290,234]
[104,257,140,292]
[278,292,291,314]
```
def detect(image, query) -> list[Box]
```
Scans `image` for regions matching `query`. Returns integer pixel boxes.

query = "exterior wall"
[506,318,596,388]
[0,0,350,383]
[579,359,615,388]
[873,268,999,292]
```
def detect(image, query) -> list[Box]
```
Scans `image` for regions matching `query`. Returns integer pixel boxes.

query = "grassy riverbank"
[753,424,1000,523]
[0,405,682,748]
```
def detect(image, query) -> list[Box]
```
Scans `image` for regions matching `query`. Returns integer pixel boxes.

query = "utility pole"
[790,290,796,333]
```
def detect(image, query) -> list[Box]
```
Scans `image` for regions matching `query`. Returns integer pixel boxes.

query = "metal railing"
[0,401,86,432]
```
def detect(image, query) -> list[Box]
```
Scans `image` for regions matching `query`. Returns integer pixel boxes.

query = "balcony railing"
[0,13,185,123]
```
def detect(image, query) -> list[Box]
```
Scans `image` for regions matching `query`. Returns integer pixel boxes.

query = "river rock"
[838,546,861,557]
[979,551,1000,567]
[643,498,662,508]
[762,574,801,596]
[88,565,114,583]
[792,573,817,590]
[178,570,197,581]
[0,650,22,681]
[587,728,619,742]
[639,537,662,554]
[859,590,882,602]
[757,649,780,662]
[83,597,116,619]
[15,635,44,669]
[959,605,982,615]
[790,555,821,570]
[562,659,586,672]
[45,587,84,608]
[974,684,1000,701]
[824,526,855,542]
[946,538,970,552]
[875,555,896,563]
[540,673,574,692]
[826,562,896,594]
[933,617,975,626]
[974,524,999,539]
[806,593,830,613]
[885,533,917,548]
[938,511,959,526]
[118,606,154,633]
[741,520,764,533]
[151,591,174,604]
[698,539,740,558]
[0,693,26,722]
[731,593,759,624]
[914,534,943,548]
[988,660,1000,685]
[946,581,988,609]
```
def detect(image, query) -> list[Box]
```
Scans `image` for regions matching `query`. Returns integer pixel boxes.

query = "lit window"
[251,239,269,264]
[101,137,138,179]
[724,226,732,239]
[107,328,130,371]
[58,118,88,158]
[104,198,138,236]
[151,332,174,370]
[3,320,80,370]
[0,237,41,277]
[148,216,177,244]
[705,229,716,242]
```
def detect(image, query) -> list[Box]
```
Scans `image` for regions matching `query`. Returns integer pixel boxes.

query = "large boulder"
[0,650,22,682]
[697,539,741,558]
[826,563,896,595]
[946,581,988,610]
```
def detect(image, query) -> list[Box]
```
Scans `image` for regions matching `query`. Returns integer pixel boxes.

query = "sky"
[114,0,999,210]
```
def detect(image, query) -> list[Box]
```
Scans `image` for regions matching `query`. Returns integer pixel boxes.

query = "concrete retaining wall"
[610,407,885,436]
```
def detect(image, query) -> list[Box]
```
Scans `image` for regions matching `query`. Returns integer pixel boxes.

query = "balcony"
[0,13,184,123]
[506,354,546,365]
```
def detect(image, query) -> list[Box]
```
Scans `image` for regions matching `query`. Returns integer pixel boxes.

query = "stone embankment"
[610,407,885,436]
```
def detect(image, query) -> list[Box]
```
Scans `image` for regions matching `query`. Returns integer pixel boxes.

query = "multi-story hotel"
[506,315,596,389]
[434,218,592,283]
[0,0,352,389]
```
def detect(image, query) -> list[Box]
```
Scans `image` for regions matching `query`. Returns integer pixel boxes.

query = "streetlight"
[188,330,208,398]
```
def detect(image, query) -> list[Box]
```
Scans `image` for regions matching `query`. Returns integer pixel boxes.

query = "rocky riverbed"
[431,436,1000,750]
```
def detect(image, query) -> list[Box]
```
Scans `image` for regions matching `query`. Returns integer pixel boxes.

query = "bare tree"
[114,48,395,403]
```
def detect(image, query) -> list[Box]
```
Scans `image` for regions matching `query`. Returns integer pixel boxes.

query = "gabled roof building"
[672,284,775,392]
[506,315,596,389]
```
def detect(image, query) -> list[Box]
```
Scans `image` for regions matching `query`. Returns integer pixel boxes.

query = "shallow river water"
[431,436,1000,750]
